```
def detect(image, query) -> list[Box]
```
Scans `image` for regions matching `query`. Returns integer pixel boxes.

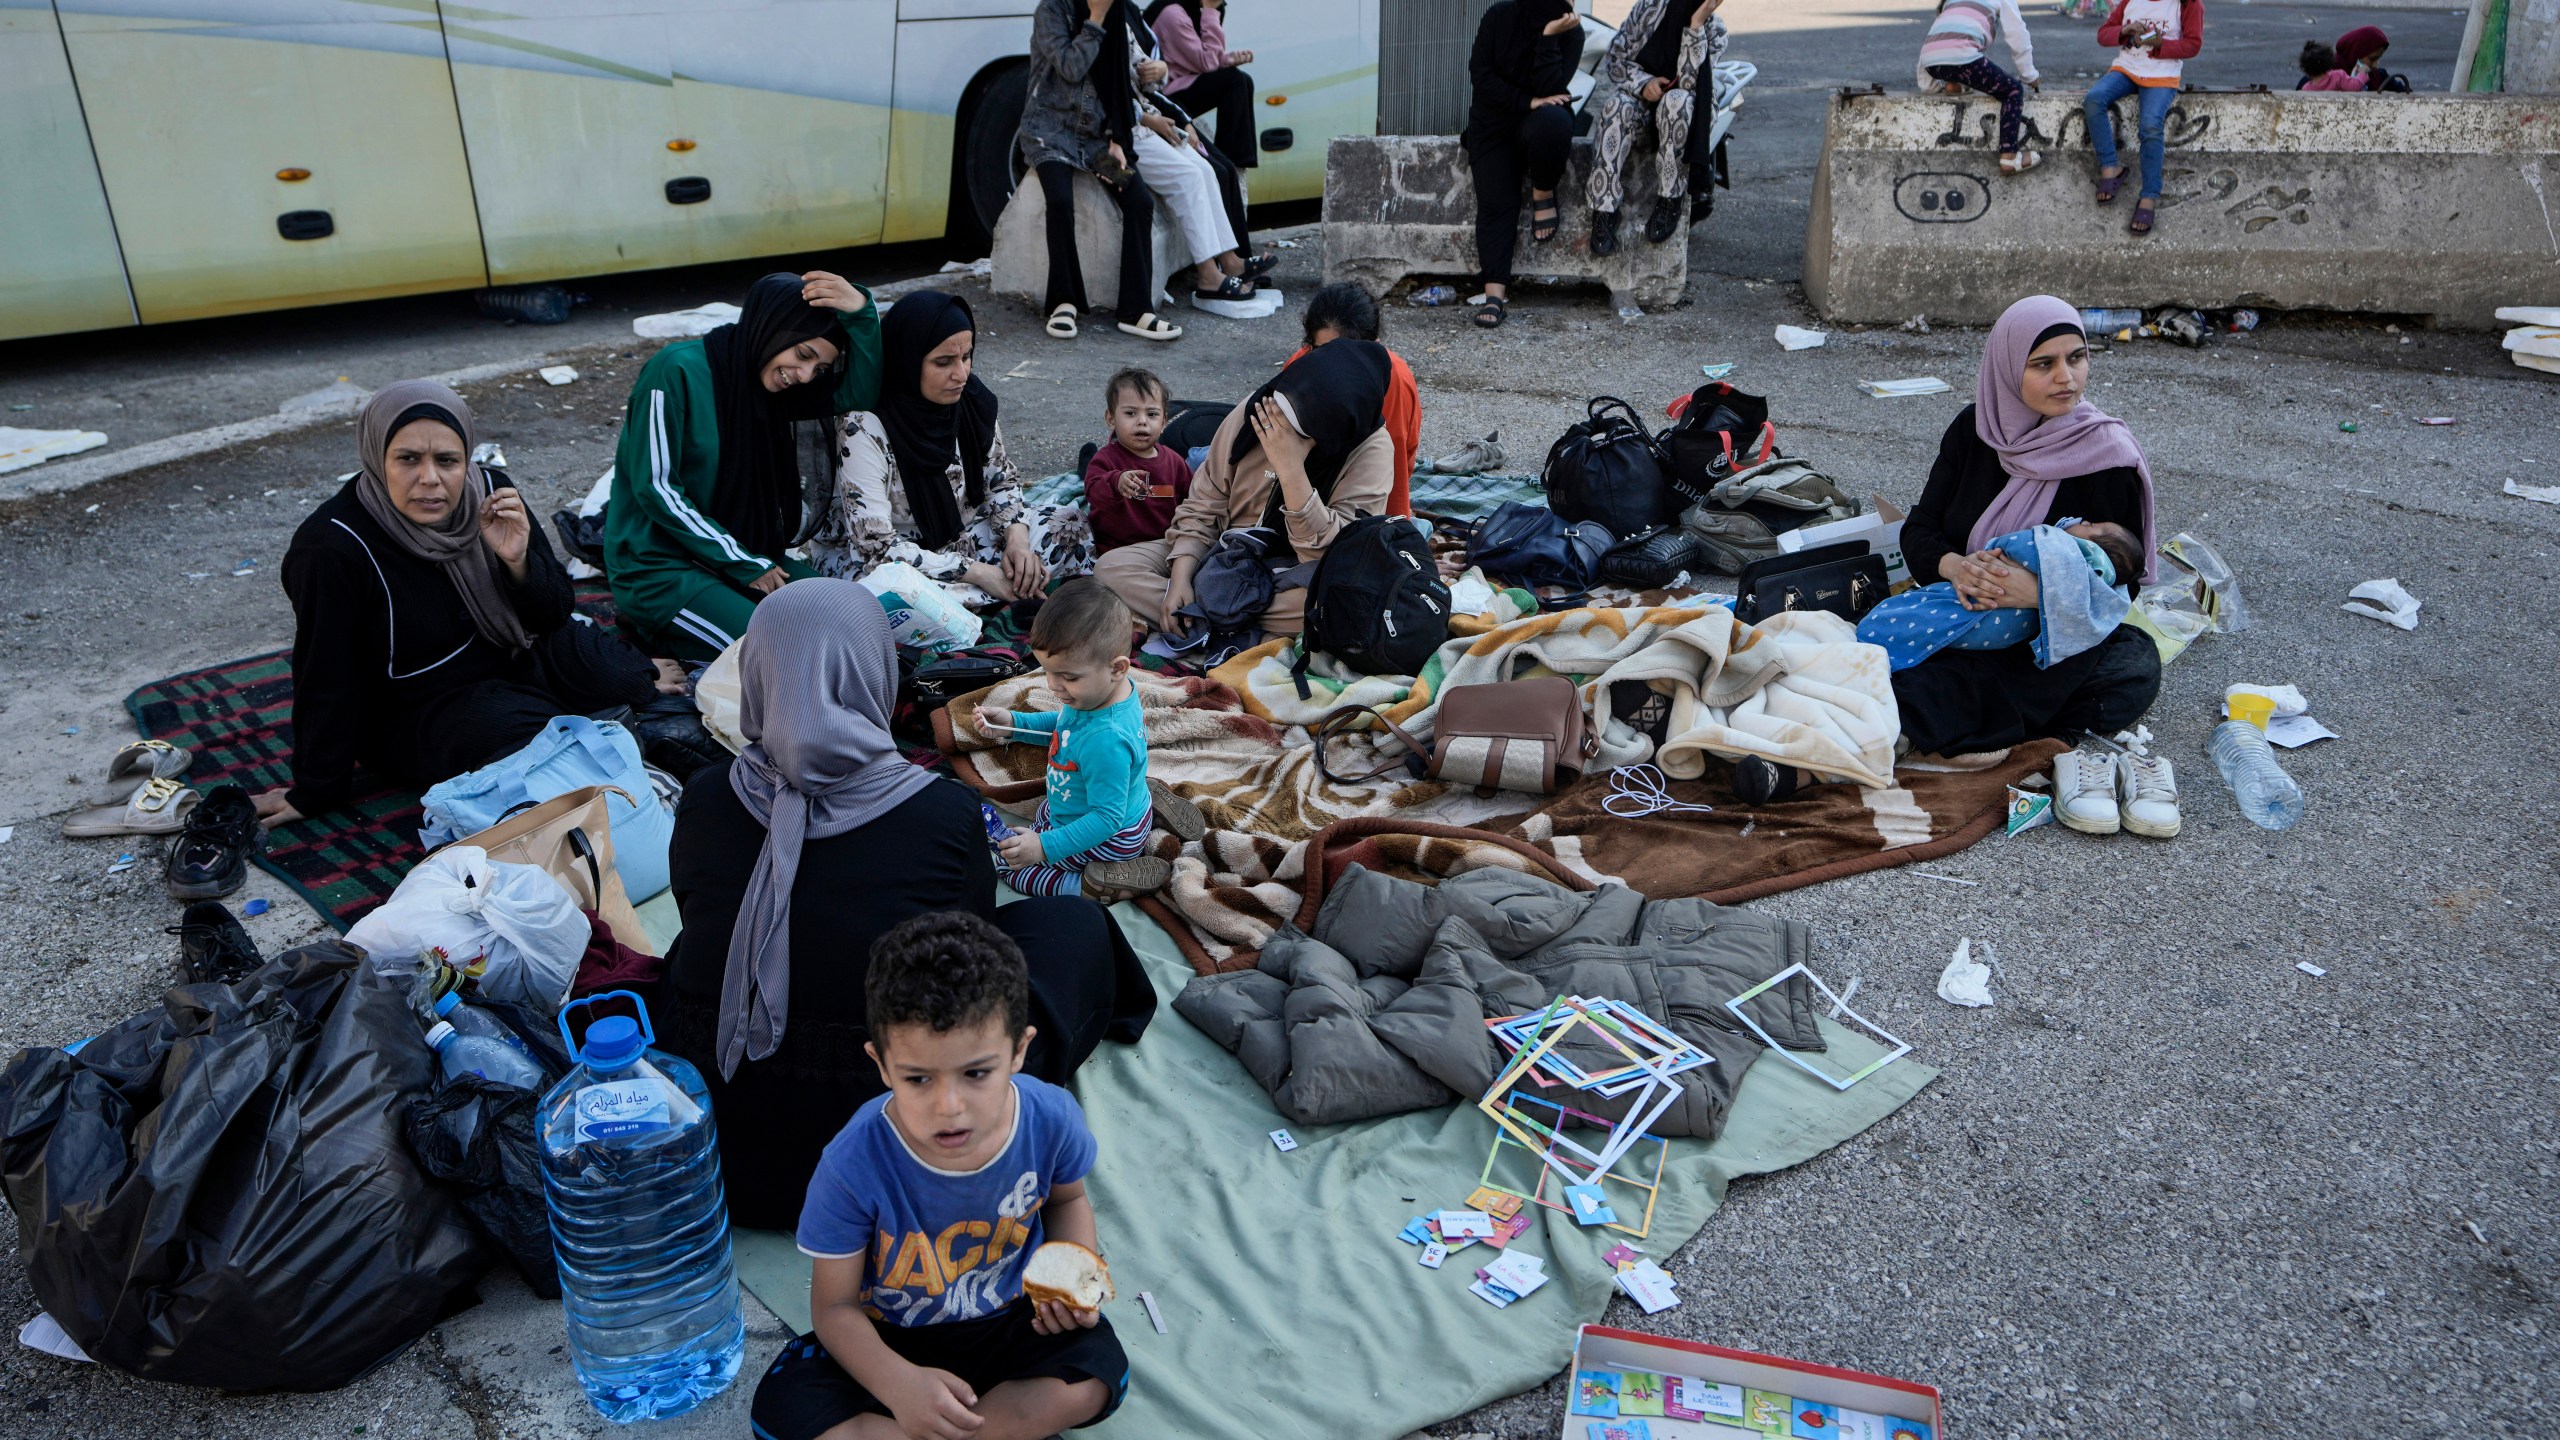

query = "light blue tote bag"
[419,716,674,900]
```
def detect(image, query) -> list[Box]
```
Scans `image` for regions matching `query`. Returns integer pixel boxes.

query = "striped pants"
[999,800,1153,898]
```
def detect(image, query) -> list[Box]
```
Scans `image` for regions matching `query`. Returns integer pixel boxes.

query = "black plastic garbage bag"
[404,1074,558,1299]
[0,941,487,1392]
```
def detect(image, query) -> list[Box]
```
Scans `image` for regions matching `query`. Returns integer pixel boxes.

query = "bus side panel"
[0,2,134,341]
[1222,0,1378,205]
[448,1,895,283]
[54,4,488,324]
[885,16,1033,244]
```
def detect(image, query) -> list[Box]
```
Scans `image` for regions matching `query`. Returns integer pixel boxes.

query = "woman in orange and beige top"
[2083,0,2202,235]
[1095,338,1394,638]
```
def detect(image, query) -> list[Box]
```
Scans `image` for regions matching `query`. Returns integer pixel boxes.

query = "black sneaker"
[1644,195,1684,245]
[164,783,259,900]
[1590,209,1620,258]
[1732,756,1803,805]
[168,901,262,986]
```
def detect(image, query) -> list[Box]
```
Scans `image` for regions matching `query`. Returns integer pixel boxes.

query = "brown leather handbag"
[1311,676,1594,796]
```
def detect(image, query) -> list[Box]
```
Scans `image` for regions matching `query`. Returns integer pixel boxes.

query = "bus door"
[443,0,897,284]
[0,2,133,341]
[52,1,488,324]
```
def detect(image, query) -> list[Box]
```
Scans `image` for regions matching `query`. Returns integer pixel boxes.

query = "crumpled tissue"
[2342,578,2420,630]
[1937,937,1995,1008]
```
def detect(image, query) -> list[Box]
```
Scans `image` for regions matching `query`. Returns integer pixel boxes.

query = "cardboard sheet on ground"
[729,902,1934,1440]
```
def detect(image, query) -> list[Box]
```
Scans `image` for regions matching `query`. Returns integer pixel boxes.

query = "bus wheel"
[949,62,1027,252]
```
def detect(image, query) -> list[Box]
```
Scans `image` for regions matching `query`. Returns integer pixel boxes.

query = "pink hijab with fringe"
[1967,295,2158,582]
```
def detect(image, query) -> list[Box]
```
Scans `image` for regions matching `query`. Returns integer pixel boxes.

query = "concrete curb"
[0,271,959,505]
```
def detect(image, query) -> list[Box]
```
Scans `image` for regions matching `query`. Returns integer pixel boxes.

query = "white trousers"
[1130,128,1234,268]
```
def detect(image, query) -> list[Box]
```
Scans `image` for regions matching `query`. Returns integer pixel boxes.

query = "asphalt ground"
[3,2,2553,1438]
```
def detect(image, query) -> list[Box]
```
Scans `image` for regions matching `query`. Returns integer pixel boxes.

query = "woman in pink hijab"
[1893,295,2164,758]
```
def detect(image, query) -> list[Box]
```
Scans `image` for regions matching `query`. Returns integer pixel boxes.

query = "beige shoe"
[2051,745,2120,835]
[1147,779,1206,842]
[1083,856,1173,900]
[2118,752,2182,838]
[93,738,192,805]
[62,776,200,838]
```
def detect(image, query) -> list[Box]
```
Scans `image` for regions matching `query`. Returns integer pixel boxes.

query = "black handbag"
[1733,540,1888,624]
[1600,525,1703,590]
[1542,397,1676,537]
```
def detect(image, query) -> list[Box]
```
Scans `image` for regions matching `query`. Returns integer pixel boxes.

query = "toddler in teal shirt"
[974,579,1165,898]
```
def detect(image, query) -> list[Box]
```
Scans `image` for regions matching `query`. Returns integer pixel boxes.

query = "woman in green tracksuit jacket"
[606,270,884,660]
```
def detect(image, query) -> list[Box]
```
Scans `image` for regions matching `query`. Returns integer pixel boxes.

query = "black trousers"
[371,621,658,788]
[1892,624,2164,757]
[1035,160,1155,316]
[1173,66,1258,170]
[1464,105,1576,287]
[1202,138,1253,255]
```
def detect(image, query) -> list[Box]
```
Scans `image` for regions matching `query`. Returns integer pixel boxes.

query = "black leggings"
[1891,624,2163,757]
[1202,139,1253,256]
[1034,159,1156,316]
[1465,105,1576,288]
[370,622,660,787]
[1172,66,1258,170]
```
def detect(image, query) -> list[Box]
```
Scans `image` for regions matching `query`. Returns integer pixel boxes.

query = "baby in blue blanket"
[1858,519,2144,671]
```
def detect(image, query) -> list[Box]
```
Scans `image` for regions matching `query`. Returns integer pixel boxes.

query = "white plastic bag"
[855,560,983,654]
[346,846,586,1014]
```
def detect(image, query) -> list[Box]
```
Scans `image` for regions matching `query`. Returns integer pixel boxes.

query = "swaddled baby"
[1858,519,2143,671]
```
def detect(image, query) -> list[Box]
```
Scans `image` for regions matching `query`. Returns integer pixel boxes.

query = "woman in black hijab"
[1097,338,1395,635]
[808,289,1096,604]
[1019,0,1182,341]
[1464,0,1586,329]
[603,270,881,661]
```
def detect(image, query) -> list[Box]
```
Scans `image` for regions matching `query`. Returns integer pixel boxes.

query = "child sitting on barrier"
[1082,368,1192,554]
[2296,40,2366,91]
[1917,0,2043,175]
[1857,519,2143,671]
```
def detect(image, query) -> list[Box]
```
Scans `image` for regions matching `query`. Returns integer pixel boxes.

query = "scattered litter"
[936,257,993,278]
[17,1311,91,1363]
[1268,1128,1298,1153]
[243,897,271,917]
[83,503,99,514]
[2418,416,2455,426]
[1408,284,1459,307]
[2462,1218,2489,1245]
[2005,786,2054,836]
[2228,308,2260,332]
[1698,362,1735,379]
[2296,961,2327,978]
[1899,314,1930,334]
[231,559,257,577]
[279,378,367,415]
[185,572,210,580]
[0,825,13,844]
[1773,324,1827,351]
[1856,376,1952,398]
[2263,715,2339,747]
[2342,578,2420,630]
[2500,305,2560,325]
[6,404,28,411]
[1616,304,1645,324]
[2338,421,2358,433]
[632,301,741,340]
[106,853,139,875]
[0,426,110,475]
[1602,765,1713,819]
[538,365,579,386]
[1937,938,1996,1008]
[1274,238,1299,248]
[2503,478,2560,505]
[2153,308,2208,347]
[1908,871,1979,886]
[2501,321,2560,375]
[1137,1290,1167,1334]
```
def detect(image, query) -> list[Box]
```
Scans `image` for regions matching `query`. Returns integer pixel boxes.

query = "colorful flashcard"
[1468,1278,1518,1308]
[1615,1258,1680,1315]
[1668,1376,1746,1422]
[1419,1242,1447,1270]
[1829,1410,1902,1440]
[1741,1389,1794,1435]
[1603,1242,1646,1271]
[1565,1183,1619,1226]
[1437,1209,1497,1240]
[1464,1186,1525,1221]
[1571,1369,1622,1418]
[1617,1370,1667,1417]
[1883,1418,1934,1440]
[1790,1399,1840,1437]
[1398,1216,1432,1245]
[1487,1209,1535,1248]
[1586,1423,1654,1440]
[1269,1129,1298,1152]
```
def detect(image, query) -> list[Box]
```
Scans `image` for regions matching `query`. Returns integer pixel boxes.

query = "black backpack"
[1661,381,1779,503]
[1543,397,1677,537]
[1295,515,1450,694]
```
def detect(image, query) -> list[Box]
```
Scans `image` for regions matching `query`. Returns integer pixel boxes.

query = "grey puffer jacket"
[1174,865,1825,1140]
[1019,0,1119,172]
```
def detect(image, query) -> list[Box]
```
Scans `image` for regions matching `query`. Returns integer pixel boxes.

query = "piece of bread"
[1022,1241,1114,1310]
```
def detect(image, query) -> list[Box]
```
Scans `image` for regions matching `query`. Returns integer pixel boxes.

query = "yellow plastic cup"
[2227,692,2275,731]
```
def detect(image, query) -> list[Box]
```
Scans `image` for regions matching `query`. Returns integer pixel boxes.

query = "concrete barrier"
[989,170,1189,317]
[1804,91,2560,328]
[1322,133,1688,309]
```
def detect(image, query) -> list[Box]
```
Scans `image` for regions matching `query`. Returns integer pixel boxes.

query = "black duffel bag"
[1543,396,1676,537]
[1733,540,1889,625]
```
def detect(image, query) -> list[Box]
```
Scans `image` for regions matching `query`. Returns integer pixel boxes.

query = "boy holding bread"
[751,912,1125,1440]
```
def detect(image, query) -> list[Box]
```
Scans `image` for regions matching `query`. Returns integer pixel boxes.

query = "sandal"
[1116,311,1184,342]
[1192,274,1258,304]
[1530,195,1560,243]
[1240,251,1279,282]
[97,738,192,803]
[1147,778,1207,842]
[61,775,200,838]
[1474,294,1508,329]
[2128,198,2156,235]
[2095,168,2124,205]
[1082,855,1173,900]
[1999,149,2042,177]
[1046,303,1078,339]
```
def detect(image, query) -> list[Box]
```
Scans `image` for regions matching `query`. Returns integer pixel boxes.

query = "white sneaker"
[2051,746,2121,834]
[2118,751,2182,838]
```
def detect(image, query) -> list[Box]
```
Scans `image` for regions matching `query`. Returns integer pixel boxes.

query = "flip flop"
[1046,303,1079,339]
[61,775,200,838]
[95,738,192,804]
[2129,198,2157,235]
[2095,169,2125,205]
[1240,251,1279,282]
[1116,311,1184,342]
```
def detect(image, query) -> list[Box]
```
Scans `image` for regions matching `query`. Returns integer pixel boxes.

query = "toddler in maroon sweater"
[1082,368,1191,553]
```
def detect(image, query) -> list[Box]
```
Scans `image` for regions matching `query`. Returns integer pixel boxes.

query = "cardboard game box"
[1560,1326,1941,1440]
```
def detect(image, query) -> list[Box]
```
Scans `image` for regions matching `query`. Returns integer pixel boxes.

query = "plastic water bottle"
[2207,720,2303,831]
[539,993,743,1423]
[2080,307,2143,333]
[434,991,541,1065]
[1407,283,1458,307]
[426,1020,550,1091]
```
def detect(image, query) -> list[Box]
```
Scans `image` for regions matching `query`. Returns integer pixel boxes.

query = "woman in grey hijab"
[264,380,666,827]
[657,578,1156,1230]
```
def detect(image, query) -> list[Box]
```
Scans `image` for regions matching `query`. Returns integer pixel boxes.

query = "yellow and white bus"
[0,0,1379,342]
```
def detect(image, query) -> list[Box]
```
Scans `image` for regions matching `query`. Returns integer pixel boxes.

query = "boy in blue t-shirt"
[750,913,1126,1440]
[975,577,1178,900]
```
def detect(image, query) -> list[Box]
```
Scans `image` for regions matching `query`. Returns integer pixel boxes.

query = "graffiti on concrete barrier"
[1893,171,1993,223]
[1931,97,2213,153]
[2226,183,2314,232]
[2054,101,2215,154]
